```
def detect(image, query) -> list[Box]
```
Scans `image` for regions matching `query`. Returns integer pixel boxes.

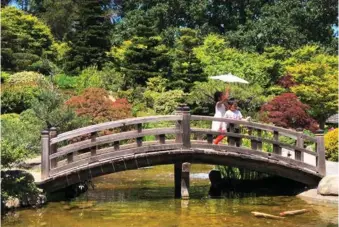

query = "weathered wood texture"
[39,106,325,190]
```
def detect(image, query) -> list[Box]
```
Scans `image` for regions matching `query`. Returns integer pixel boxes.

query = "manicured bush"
[1,71,50,114]
[76,66,104,92]
[324,128,338,161]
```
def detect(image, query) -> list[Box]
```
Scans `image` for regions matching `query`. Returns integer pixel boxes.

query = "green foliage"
[144,77,184,115]
[1,110,44,167]
[1,7,56,72]
[64,0,112,73]
[1,71,11,83]
[170,28,206,91]
[76,66,104,93]
[1,71,50,114]
[1,170,40,205]
[54,73,78,90]
[324,128,338,161]
[194,34,279,87]
[30,88,88,132]
[286,47,338,127]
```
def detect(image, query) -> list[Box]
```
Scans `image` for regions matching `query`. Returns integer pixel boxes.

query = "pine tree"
[170,28,206,91]
[65,0,112,74]
[119,10,170,86]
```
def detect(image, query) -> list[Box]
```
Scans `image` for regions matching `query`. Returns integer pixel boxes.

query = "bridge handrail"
[190,115,317,142]
[190,128,318,156]
[40,104,326,181]
[50,115,182,145]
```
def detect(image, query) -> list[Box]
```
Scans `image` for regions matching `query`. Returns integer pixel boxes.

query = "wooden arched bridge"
[37,105,326,198]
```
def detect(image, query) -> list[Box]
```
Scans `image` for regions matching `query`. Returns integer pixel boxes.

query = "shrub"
[1,110,45,167]
[260,93,319,132]
[54,73,78,89]
[1,71,51,114]
[7,71,47,85]
[76,66,104,92]
[1,72,11,83]
[66,88,132,124]
[324,128,338,161]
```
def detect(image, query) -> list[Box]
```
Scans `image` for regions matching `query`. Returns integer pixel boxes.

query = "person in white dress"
[214,99,250,144]
[211,88,229,132]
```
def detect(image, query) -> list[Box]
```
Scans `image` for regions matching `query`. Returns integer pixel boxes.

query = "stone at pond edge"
[317,175,338,196]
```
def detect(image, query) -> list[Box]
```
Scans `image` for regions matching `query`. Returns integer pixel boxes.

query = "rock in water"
[317,175,338,196]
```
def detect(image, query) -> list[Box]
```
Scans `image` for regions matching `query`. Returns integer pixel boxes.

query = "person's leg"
[214,135,225,144]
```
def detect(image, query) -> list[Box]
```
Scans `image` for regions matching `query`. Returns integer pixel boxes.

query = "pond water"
[2,165,338,227]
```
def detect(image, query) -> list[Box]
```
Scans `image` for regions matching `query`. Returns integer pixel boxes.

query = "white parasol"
[210,73,249,84]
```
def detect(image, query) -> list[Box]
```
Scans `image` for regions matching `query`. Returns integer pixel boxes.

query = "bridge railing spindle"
[136,123,143,147]
[295,128,304,162]
[256,129,263,151]
[273,131,282,155]
[175,104,191,148]
[228,123,236,146]
[315,130,326,175]
[248,127,257,150]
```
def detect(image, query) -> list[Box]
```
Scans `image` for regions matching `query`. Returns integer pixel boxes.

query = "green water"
[2,165,338,227]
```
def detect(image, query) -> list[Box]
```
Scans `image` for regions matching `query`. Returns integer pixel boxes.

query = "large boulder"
[317,175,338,196]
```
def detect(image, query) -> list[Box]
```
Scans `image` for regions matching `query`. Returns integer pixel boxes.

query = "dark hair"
[227,98,236,106]
[214,91,223,103]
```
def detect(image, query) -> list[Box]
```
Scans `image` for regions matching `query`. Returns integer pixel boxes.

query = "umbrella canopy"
[210,73,249,84]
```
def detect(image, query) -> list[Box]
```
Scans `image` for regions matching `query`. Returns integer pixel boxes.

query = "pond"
[2,165,338,227]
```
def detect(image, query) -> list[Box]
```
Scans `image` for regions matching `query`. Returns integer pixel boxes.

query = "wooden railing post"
[49,127,57,168]
[295,128,304,162]
[41,130,50,180]
[315,129,326,176]
[175,104,191,148]
[273,131,282,155]
[228,123,236,146]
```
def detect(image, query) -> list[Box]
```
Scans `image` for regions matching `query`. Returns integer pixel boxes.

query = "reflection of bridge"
[37,105,326,198]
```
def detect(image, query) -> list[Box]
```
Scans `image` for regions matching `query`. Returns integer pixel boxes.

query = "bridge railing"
[41,105,326,180]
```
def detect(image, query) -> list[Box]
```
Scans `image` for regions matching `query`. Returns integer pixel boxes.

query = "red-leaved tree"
[65,88,132,124]
[260,93,318,132]
[277,74,297,89]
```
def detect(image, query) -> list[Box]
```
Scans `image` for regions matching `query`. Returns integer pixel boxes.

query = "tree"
[260,93,318,132]
[1,7,56,72]
[65,88,132,124]
[64,0,112,73]
[285,46,338,128]
[170,28,206,91]
[194,34,278,87]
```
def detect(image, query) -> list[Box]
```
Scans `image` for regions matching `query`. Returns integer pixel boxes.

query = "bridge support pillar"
[174,162,190,199]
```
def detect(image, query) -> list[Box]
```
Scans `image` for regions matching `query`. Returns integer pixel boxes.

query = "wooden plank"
[190,128,317,156]
[315,131,326,176]
[41,130,50,180]
[182,109,191,148]
[51,115,182,144]
[273,131,282,155]
[191,115,299,137]
[50,143,183,176]
[256,129,262,151]
[52,128,179,159]
[190,142,318,172]
[228,123,236,146]
[159,134,166,144]
[207,134,213,144]
[49,128,57,169]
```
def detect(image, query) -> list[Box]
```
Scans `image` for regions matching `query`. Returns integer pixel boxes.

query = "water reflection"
[2,165,338,227]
